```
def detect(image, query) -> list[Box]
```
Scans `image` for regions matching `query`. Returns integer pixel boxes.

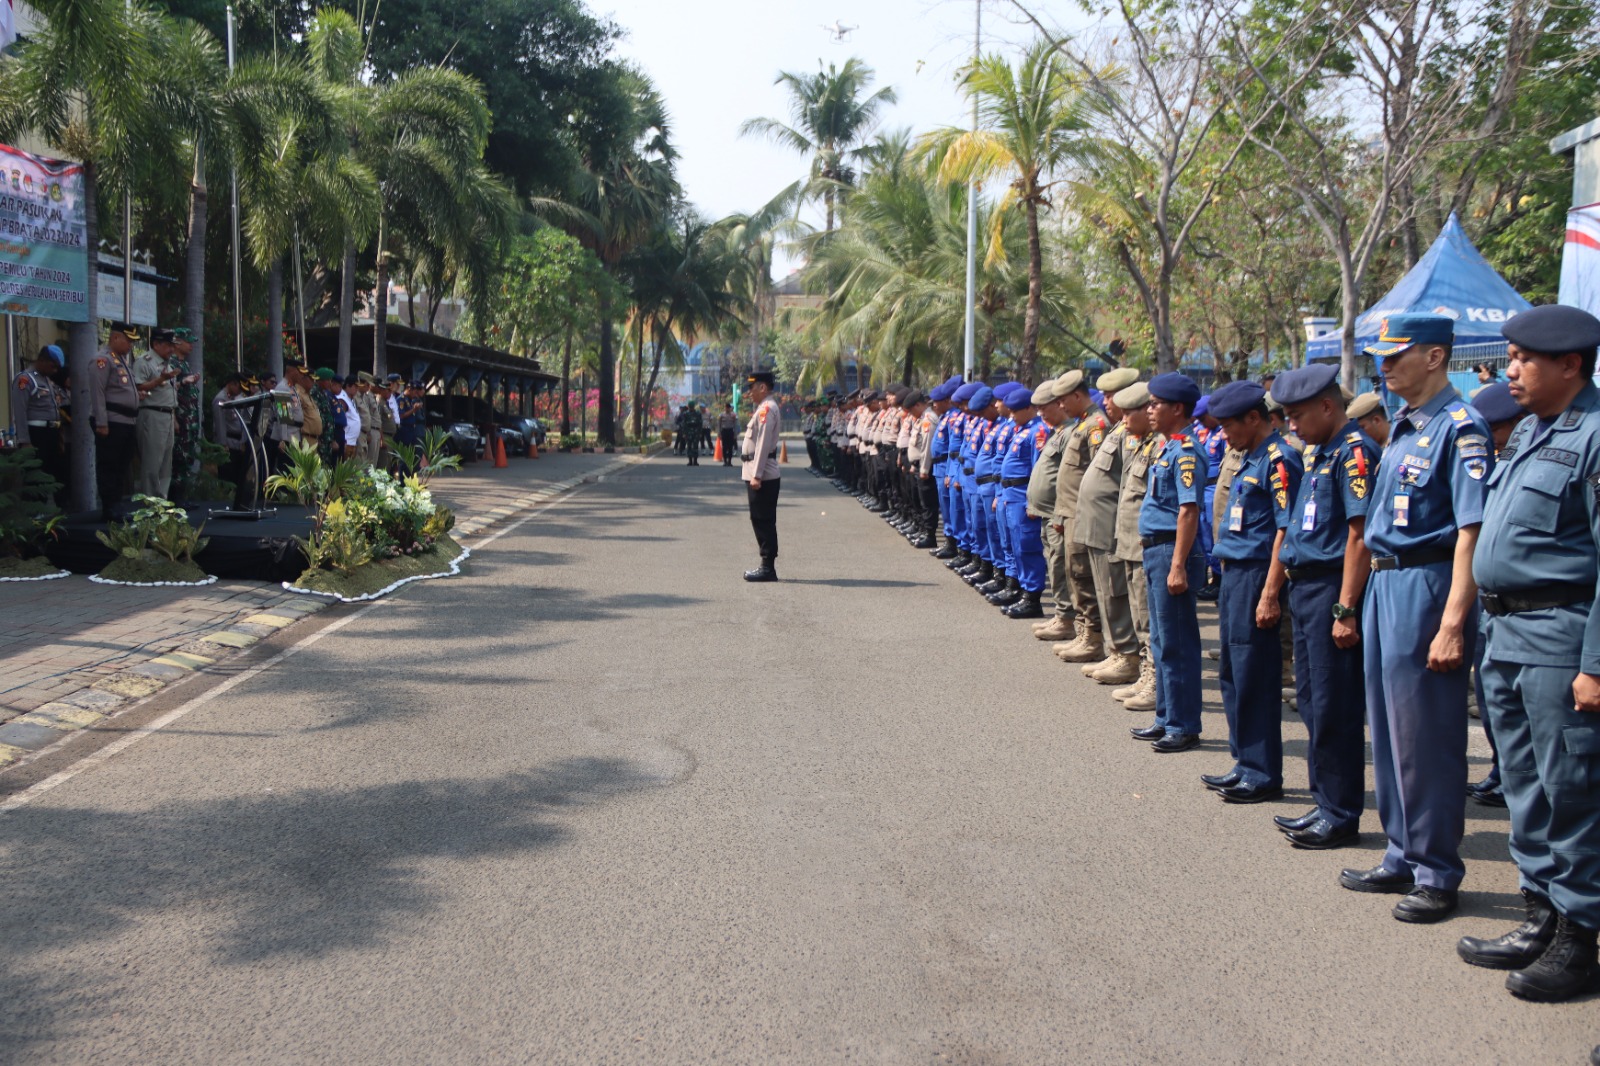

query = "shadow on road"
[783,578,936,589]
[0,756,663,1050]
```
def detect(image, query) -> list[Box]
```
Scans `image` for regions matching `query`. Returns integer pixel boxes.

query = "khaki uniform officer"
[1052,372,1111,663]
[1112,383,1164,712]
[132,327,182,499]
[1074,366,1143,685]
[89,322,142,519]
[1030,380,1075,643]
[1347,392,1391,449]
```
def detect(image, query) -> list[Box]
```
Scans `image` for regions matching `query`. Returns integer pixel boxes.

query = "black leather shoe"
[1470,786,1508,808]
[1339,865,1416,894]
[1466,774,1500,796]
[1506,915,1600,1001]
[1130,723,1166,741]
[1393,886,1459,924]
[912,534,936,550]
[946,552,971,569]
[1217,782,1284,804]
[977,576,1006,595]
[1152,732,1200,753]
[742,563,778,583]
[1286,819,1360,850]
[1202,770,1243,793]
[1458,890,1557,970]
[1274,807,1321,831]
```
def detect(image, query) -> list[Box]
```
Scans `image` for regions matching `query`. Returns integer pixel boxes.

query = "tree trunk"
[980,325,996,382]
[1021,196,1043,383]
[560,321,573,436]
[373,217,389,377]
[68,162,100,514]
[183,142,207,402]
[632,316,646,441]
[901,342,914,386]
[406,264,418,329]
[337,238,356,376]
[643,324,666,433]
[1338,252,1361,393]
[597,282,616,449]
[266,259,284,378]
[427,288,443,333]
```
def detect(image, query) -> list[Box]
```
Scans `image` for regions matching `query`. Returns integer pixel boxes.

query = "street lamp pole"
[962,0,980,381]
[227,4,243,371]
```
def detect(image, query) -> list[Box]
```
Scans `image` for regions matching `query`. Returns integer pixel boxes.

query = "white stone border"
[89,572,219,588]
[0,567,72,582]
[280,543,471,603]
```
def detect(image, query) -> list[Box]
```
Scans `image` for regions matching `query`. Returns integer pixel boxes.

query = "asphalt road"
[1,454,1592,1065]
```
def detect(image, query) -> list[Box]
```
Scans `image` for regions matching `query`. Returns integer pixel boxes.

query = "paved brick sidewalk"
[0,448,657,768]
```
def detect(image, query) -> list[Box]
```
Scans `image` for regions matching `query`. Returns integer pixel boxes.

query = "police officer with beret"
[1339,313,1492,924]
[1131,372,1207,753]
[1462,304,1600,1000]
[999,383,1048,617]
[14,345,69,495]
[957,385,1000,588]
[1272,362,1378,848]
[1201,379,1302,801]
[927,379,963,557]
[945,383,980,571]
[741,371,783,582]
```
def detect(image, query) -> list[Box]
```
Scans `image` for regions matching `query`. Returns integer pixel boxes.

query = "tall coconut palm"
[921,40,1108,382]
[740,59,898,232]
[0,0,170,511]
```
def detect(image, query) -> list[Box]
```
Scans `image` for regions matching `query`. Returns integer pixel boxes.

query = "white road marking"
[0,479,607,814]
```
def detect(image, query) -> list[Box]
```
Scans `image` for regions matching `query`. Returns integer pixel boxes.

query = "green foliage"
[295,497,375,575]
[95,494,209,565]
[0,448,63,559]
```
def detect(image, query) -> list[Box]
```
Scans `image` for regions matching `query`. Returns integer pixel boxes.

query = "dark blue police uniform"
[1003,411,1050,594]
[986,399,1019,578]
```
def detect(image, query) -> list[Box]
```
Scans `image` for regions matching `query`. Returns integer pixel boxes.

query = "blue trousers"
[1144,541,1205,737]
[1005,492,1046,593]
[1290,571,1366,829]
[937,469,955,540]
[979,485,1001,564]
[1483,632,1600,928]
[1218,559,1283,788]
[1471,616,1501,788]
[966,481,989,559]
[1365,564,1474,889]
[1200,484,1218,574]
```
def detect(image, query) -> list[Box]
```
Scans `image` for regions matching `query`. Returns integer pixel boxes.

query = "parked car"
[495,415,547,454]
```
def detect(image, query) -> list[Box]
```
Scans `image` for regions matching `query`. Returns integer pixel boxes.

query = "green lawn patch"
[0,555,68,579]
[95,554,214,586]
[289,536,467,601]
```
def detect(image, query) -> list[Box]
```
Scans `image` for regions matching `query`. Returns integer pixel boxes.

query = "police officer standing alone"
[1273,363,1376,849]
[1339,314,1491,924]
[741,371,783,582]
[1462,304,1600,1001]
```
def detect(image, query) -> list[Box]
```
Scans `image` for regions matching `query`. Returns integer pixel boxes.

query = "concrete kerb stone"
[0,450,657,774]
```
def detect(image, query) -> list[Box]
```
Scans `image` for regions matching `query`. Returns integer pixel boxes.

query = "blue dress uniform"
[1003,411,1050,595]
[1139,374,1207,742]
[930,380,960,548]
[1210,382,1302,794]
[1275,364,1376,837]
[987,393,1020,579]
[963,388,995,563]
[1363,365,1491,892]
[1199,403,1225,577]
[946,389,977,554]
[1469,305,1600,997]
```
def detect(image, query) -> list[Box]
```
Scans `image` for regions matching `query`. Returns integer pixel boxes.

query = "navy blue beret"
[1502,304,1600,354]
[1270,363,1340,406]
[1470,381,1524,425]
[1148,372,1200,407]
[999,382,1031,407]
[951,383,979,404]
[967,385,995,411]
[1207,380,1266,419]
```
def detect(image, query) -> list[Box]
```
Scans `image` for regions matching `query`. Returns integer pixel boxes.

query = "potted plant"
[0,447,67,579]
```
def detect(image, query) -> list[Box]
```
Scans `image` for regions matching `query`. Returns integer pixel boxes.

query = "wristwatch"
[1331,602,1359,621]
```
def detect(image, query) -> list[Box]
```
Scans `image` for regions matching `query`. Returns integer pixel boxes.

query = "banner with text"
[0,142,89,322]
[1560,203,1600,322]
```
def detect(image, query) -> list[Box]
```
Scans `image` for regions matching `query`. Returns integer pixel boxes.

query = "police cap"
[747,370,776,387]
[1470,381,1524,425]
[1096,367,1139,394]
[107,321,141,340]
[37,344,63,367]
[1031,378,1066,406]
[1270,363,1341,406]
[149,327,176,345]
[1055,369,1086,395]
[1365,313,1454,357]
[1346,393,1386,420]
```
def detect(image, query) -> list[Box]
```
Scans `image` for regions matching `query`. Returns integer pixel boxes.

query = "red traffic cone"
[713,436,723,462]
[494,433,508,468]
[780,441,789,464]
[528,436,539,459]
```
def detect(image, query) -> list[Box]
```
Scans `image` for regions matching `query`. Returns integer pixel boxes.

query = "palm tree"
[921,40,1107,382]
[740,59,898,232]
[535,71,679,448]
[0,0,169,511]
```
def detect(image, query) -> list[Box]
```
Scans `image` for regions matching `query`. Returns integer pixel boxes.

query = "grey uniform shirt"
[741,397,782,481]
[89,347,140,427]
[1077,421,1127,552]
[1054,405,1110,540]
[133,351,176,408]
[1027,423,1069,517]
[13,369,66,446]
[1115,431,1166,563]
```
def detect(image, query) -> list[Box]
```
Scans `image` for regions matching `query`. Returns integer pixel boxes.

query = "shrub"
[0,447,63,559]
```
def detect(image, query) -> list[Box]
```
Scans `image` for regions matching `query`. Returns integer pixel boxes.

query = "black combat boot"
[912,528,936,550]
[963,561,993,587]
[1506,914,1600,1002]
[1458,890,1558,970]
[743,558,778,583]
[932,538,958,559]
[988,577,1022,606]
[977,572,1007,595]
[1004,590,1044,618]
[946,550,971,570]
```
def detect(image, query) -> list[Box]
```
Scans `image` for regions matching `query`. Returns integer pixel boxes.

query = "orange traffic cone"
[780,441,789,464]
[528,436,539,459]
[713,436,723,462]
[494,434,508,468]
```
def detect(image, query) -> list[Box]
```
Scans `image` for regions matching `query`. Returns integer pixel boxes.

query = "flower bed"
[287,535,467,601]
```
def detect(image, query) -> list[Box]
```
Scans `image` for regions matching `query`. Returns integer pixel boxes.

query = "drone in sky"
[822,20,857,41]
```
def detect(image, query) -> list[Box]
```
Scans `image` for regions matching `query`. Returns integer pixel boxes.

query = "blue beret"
[39,344,64,366]
[1192,395,1210,419]
[1471,381,1524,425]
[997,382,1027,407]
[1365,312,1454,357]
[1270,363,1340,406]
[927,382,948,402]
[1501,304,1600,355]
[944,374,965,389]
[951,382,979,404]
[967,385,995,411]
[1208,380,1267,420]
[1148,372,1200,407]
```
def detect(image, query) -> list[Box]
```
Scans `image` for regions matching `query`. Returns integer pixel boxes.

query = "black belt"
[1001,477,1028,487]
[1140,531,1178,549]
[963,466,975,475]
[1286,563,1342,582]
[976,474,1000,485]
[141,406,174,414]
[106,402,138,418]
[932,453,950,462]
[1481,584,1594,617]
[1206,475,1219,486]
[1371,545,1456,571]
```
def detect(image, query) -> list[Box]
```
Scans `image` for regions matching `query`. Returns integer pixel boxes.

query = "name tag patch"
[1537,447,1579,468]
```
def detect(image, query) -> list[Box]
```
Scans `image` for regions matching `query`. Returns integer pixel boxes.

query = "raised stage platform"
[46,504,315,583]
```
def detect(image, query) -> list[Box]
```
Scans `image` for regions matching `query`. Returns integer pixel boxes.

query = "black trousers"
[720,429,737,465]
[747,477,780,561]
[25,425,67,503]
[95,421,137,514]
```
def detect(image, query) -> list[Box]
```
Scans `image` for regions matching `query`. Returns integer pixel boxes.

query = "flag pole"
[227,4,243,371]
[962,0,980,381]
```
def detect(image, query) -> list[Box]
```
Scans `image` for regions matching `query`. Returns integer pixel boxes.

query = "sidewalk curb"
[0,449,655,774]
